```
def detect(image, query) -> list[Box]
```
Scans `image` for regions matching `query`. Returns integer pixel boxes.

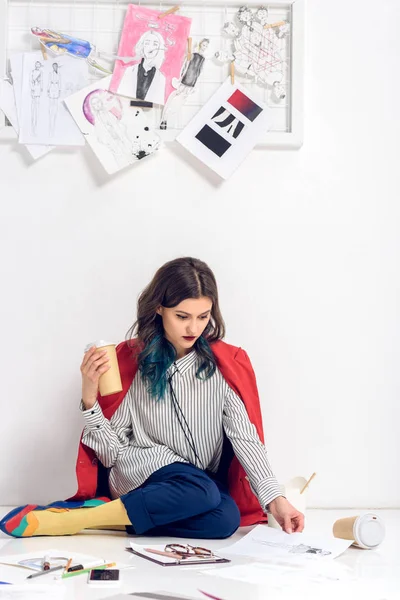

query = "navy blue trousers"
[120,463,241,539]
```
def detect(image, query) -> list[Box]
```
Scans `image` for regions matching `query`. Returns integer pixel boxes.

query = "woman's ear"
[156,306,163,316]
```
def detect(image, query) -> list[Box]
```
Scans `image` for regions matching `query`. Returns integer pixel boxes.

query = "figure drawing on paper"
[47,62,61,137]
[216,5,290,101]
[82,88,160,166]
[111,5,192,106]
[118,30,166,104]
[254,538,332,557]
[30,60,43,135]
[160,38,210,130]
[31,27,112,76]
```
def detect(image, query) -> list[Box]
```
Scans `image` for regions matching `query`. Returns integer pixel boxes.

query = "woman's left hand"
[268,496,304,533]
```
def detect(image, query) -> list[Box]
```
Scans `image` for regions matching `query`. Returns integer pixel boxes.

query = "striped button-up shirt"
[81,350,281,510]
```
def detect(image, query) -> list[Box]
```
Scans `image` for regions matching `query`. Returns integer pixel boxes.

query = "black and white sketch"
[19,53,88,146]
[160,38,210,130]
[30,61,43,135]
[289,544,332,557]
[216,6,290,100]
[47,62,61,137]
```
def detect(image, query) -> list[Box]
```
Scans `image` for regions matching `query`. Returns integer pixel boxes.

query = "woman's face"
[143,36,160,59]
[238,8,252,24]
[157,296,212,357]
[199,40,209,52]
[90,95,103,112]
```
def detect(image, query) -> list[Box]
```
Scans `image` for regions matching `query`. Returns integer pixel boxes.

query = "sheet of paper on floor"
[107,591,218,600]
[18,53,88,146]
[7,54,53,159]
[219,525,352,562]
[204,563,400,600]
[203,560,352,586]
[0,585,66,599]
[0,548,111,572]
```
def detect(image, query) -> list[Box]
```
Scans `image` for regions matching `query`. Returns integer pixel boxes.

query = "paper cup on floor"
[85,340,123,397]
[268,477,308,529]
[333,513,385,549]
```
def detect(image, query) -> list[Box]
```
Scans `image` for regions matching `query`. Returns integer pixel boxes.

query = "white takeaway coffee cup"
[333,513,385,549]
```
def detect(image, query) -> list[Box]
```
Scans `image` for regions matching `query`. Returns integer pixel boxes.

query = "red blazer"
[70,339,268,526]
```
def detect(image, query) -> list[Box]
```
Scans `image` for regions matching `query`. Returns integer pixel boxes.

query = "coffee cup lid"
[84,340,115,352]
[354,513,385,549]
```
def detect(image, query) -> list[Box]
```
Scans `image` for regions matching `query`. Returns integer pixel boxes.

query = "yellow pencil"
[64,558,72,574]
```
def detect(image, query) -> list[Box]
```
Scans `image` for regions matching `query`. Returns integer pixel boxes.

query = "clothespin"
[187,37,192,61]
[230,61,235,85]
[264,20,287,29]
[158,5,180,19]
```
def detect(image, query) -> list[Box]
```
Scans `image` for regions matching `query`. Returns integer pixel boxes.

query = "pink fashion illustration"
[110,4,192,106]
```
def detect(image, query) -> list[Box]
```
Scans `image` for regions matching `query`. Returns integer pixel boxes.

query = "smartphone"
[87,569,120,586]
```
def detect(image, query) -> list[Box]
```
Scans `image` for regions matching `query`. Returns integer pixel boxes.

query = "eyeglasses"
[164,544,214,558]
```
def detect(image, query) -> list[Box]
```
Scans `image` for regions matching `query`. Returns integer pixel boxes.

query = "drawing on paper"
[47,62,61,137]
[65,76,161,174]
[30,60,43,135]
[31,27,113,75]
[255,540,332,557]
[110,4,192,105]
[19,53,88,146]
[177,77,269,179]
[118,29,167,103]
[83,90,134,160]
[160,38,211,130]
[211,107,245,139]
[7,54,53,159]
[216,5,290,101]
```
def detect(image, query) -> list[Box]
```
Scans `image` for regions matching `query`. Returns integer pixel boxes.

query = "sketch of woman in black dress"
[30,61,43,135]
[47,62,61,137]
[160,38,210,130]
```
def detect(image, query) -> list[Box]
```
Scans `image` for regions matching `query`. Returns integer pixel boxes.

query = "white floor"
[0,508,398,599]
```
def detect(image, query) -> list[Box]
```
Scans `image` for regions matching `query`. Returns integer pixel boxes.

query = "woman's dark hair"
[127,257,225,400]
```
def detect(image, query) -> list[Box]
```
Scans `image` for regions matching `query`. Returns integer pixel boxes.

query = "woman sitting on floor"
[1,257,304,538]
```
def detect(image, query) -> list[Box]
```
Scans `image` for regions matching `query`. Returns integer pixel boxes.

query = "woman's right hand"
[80,346,110,409]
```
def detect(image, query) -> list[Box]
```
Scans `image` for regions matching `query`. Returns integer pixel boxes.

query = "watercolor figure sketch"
[110,4,192,105]
[65,76,161,175]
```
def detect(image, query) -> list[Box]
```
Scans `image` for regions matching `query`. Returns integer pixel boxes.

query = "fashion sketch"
[84,90,131,165]
[160,38,210,130]
[256,540,332,557]
[47,62,61,137]
[30,61,43,135]
[81,88,160,170]
[118,30,166,104]
[218,6,289,93]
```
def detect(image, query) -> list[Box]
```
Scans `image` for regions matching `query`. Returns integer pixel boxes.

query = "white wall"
[0,0,399,509]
